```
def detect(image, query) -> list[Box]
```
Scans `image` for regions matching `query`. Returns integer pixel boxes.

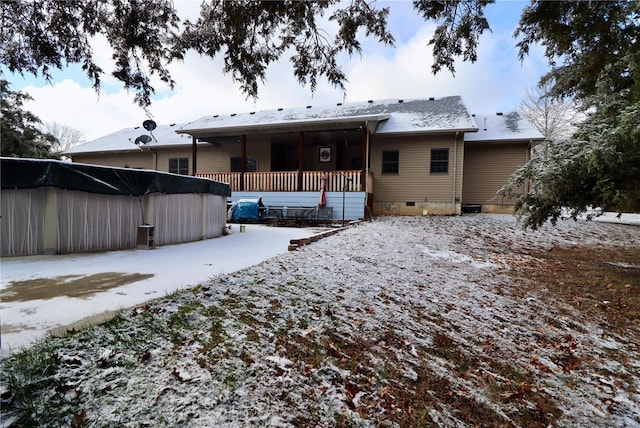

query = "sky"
[4,1,548,142]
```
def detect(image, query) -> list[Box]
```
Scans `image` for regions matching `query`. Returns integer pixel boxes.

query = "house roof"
[177,96,478,137]
[66,123,191,155]
[68,98,543,156]
[464,112,544,143]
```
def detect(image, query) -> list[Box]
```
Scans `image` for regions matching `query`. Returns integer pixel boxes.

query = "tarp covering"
[1,158,231,197]
[228,198,264,222]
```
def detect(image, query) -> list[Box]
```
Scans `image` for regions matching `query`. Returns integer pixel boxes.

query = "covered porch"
[179,111,387,221]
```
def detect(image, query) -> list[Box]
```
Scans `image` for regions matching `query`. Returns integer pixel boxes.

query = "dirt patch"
[508,246,640,333]
[0,272,154,302]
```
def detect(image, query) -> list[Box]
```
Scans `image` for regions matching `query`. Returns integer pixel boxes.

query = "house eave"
[377,126,479,136]
[177,114,391,137]
[464,138,545,145]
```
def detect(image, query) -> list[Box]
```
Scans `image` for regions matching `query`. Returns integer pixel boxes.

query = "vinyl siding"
[370,134,463,203]
[157,149,192,174]
[462,143,529,205]
[70,152,153,170]
[194,136,271,173]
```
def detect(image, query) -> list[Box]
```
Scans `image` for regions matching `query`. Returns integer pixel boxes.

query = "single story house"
[66,96,544,219]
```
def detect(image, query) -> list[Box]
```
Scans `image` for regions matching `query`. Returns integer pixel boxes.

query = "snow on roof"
[464,112,544,142]
[177,96,478,136]
[65,123,191,155]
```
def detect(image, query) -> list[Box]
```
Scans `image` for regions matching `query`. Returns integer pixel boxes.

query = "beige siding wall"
[72,139,275,175]
[370,134,463,215]
[194,145,235,173]
[249,136,272,172]
[462,143,529,205]
[157,148,191,174]
[71,152,153,170]
[193,137,271,173]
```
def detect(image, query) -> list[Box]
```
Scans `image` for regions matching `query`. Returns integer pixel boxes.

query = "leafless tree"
[518,82,583,159]
[44,122,83,155]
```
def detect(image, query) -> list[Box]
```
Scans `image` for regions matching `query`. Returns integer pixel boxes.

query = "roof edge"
[177,114,391,136]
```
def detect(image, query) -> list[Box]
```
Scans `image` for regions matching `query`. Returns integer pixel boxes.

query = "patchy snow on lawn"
[0,224,321,354]
[1,215,639,427]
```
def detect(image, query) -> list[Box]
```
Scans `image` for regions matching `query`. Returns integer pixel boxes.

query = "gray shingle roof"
[66,123,190,155]
[464,112,544,142]
[177,96,477,136]
[69,97,542,156]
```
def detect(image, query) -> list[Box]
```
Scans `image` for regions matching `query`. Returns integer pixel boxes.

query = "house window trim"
[169,157,189,175]
[430,148,449,174]
[381,150,399,175]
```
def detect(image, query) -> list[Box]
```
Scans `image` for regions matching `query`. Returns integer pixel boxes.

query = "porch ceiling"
[198,128,364,146]
[179,114,388,139]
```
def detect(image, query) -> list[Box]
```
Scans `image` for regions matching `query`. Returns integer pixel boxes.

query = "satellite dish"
[134,135,153,145]
[143,119,157,131]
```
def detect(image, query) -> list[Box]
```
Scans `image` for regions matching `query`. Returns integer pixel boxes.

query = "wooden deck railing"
[196,170,363,192]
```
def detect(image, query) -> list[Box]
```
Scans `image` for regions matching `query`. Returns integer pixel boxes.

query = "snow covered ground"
[0,224,322,355]
[1,215,638,427]
[578,211,640,226]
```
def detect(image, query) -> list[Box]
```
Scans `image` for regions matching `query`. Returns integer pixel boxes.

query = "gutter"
[176,114,391,137]
[453,132,458,213]
[377,126,478,137]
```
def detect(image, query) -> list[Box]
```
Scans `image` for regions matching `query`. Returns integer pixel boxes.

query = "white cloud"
[23,79,145,141]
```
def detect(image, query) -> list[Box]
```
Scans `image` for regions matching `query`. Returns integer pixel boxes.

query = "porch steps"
[288,221,363,251]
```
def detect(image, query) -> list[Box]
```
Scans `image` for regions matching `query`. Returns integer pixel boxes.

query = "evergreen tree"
[500,0,640,228]
[0,79,59,159]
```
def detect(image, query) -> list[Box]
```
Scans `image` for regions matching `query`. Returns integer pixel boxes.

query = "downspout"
[152,150,157,171]
[453,132,458,214]
[526,140,532,193]
[191,136,197,176]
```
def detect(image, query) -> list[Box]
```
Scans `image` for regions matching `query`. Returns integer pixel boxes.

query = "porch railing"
[196,170,363,192]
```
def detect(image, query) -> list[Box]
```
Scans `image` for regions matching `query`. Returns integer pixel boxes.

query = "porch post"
[297,131,304,191]
[361,126,368,192]
[240,134,246,191]
[191,136,197,176]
